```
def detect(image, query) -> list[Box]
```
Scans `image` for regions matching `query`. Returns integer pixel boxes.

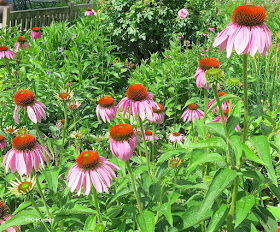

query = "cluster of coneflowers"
[0,4,274,231]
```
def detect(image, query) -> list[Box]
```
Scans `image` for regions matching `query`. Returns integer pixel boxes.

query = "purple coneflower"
[14,36,30,52]
[85,8,96,16]
[0,46,16,59]
[96,96,117,123]
[181,103,204,123]
[144,131,159,141]
[211,109,240,131]
[0,135,7,151]
[169,132,184,143]
[67,150,119,195]
[14,90,46,124]
[207,92,230,113]
[147,103,164,124]
[31,27,42,39]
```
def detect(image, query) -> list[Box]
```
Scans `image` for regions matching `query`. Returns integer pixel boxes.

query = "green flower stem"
[30,196,51,232]
[242,54,249,143]
[62,102,68,149]
[213,84,232,167]
[203,88,208,138]
[73,113,77,131]
[227,176,239,232]
[137,115,152,176]
[33,123,50,167]
[125,160,143,214]
[93,188,102,223]
[35,175,52,219]
[151,123,156,176]
[170,169,178,201]
[4,57,14,94]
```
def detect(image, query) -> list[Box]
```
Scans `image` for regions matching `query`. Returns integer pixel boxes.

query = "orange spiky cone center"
[76,150,99,170]
[14,90,35,107]
[145,130,153,136]
[0,135,4,142]
[18,181,33,193]
[110,124,134,141]
[126,84,148,101]
[12,134,37,151]
[224,109,230,117]
[0,46,8,51]
[59,92,71,100]
[188,103,198,110]
[98,96,115,107]
[173,132,180,136]
[0,200,8,215]
[232,5,266,26]
[199,57,220,71]
[153,103,163,113]
[17,36,26,43]
[218,92,226,97]
[32,27,40,32]
[87,8,92,11]
[6,128,15,133]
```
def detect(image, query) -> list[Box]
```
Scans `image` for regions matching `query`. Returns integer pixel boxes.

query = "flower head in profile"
[144,131,159,141]
[31,27,42,39]
[178,8,189,19]
[0,135,7,151]
[55,89,73,101]
[14,36,31,52]
[0,46,16,60]
[117,84,158,121]
[211,109,240,131]
[207,92,230,113]
[56,119,65,130]
[96,96,117,123]
[195,57,220,90]
[181,103,204,123]
[67,150,119,195]
[0,200,8,216]
[68,101,81,110]
[8,175,36,196]
[168,157,181,168]
[169,132,184,143]
[71,131,84,140]
[14,90,46,124]
[4,126,17,134]
[213,5,272,58]
[109,124,137,161]
[3,134,52,175]
[147,103,164,124]
[208,27,215,31]
[85,8,96,16]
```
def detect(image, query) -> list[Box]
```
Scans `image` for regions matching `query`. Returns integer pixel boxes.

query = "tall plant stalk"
[242,54,248,143]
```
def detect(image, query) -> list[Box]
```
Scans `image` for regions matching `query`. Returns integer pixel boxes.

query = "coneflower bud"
[226,77,240,88]
[168,157,181,168]
[205,68,224,84]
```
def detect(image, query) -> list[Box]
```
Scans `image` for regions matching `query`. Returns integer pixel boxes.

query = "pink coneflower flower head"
[207,92,230,113]
[0,199,8,216]
[68,101,81,110]
[212,109,240,131]
[202,33,209,37]
[213,5,272,58]
[0,214,21,232]
[177,35,184,40]
[96,96,117,123]
[147,103,164,124]
[144,131,159,141]
[0,46,16,60]
[181,103,204,123]
[14,36,31,52]
[85,8,96,16]
[208,27,215,31]
[2,134,52,175]
[195,57,220,90]
[109,124,137,161]
[117,84,158,121]
[0,135,7,151]
[67,150,119,195]
[178,8,189,19]
[14,90,46,124]
[31,27,42,39]
[169,132,184,143]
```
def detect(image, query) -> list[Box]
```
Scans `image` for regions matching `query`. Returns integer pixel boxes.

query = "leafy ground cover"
[0,0,280,231]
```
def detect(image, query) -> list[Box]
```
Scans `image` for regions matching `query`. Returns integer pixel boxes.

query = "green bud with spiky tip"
[226,77,240,88]
[205,68,224,84]
[16,127,29,136]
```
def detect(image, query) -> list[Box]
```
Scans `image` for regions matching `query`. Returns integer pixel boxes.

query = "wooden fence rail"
[1,1,92,31]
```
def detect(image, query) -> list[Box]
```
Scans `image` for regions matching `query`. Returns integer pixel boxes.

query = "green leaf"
[187,153,225,175]
[251,223,259,232]
[42,166,59,192]
[267,206,280,221]
[250,136,278,186]
[159,203,173,226]
[56,203,96,215]
[182,205,212,229]
[206,204,229,232]
[136,210,155,232]
[252,206,278,232]
[84,215,96,231]
[235,195,255,228]
[0,209,39,231]
[188,137,227,151]
[230,136,242,166]
[204,123,225,138]
[242,144,265,165]
[13,201,32,214]
[158,149,186,163]
[226,100,241,135]
[199,169,237,217]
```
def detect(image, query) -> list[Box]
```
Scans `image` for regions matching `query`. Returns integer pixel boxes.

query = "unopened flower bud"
[205,68,224,84]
